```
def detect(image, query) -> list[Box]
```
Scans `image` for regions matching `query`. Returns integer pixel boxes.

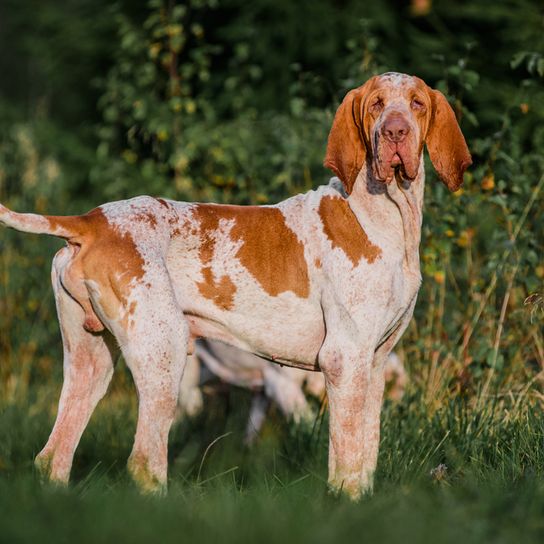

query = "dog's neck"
[347,156,425,271]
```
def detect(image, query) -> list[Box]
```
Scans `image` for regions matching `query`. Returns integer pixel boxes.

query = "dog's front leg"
[319,339,377,500]
[358,300,417,492]
[359,358,386,493]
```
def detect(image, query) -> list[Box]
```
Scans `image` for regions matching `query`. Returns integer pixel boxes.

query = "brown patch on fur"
[119,300,139,330]
[54,208,146,327]
[155,198,170,208]
[192,206,238,309]
[139,212,157,229]
[314,258,322,269]
[168,213,194,239]
[193,204,310,300]
[318,196,381,266]
[197,267,237,310]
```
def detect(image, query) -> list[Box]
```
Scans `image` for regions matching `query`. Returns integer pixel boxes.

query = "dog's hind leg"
[118,267,189,495]
[35,247,117,484]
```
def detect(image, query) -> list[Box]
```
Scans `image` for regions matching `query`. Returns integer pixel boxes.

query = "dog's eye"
[370,98,384,113]
[411,98,425,112]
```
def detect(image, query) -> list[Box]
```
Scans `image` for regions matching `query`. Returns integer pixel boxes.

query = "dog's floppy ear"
[324,78,377,195]
[425,89,472,191]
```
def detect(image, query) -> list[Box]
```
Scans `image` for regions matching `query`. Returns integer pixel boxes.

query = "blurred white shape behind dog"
[179,340,407,444]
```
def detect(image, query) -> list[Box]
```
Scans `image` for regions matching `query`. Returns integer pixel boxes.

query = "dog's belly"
[182,301,325,370]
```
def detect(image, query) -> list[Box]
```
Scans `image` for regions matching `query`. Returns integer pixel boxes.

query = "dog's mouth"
[373,137,419,184]
[374,151,408,184]
[390,153,402,168]
[390,154,405,182]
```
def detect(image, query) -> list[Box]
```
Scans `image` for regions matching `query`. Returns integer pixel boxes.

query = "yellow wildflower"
[481,173,495,191]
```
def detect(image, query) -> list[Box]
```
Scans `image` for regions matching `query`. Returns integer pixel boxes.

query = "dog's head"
[324,72,472,194]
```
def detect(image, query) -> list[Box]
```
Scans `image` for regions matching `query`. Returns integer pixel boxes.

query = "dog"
[0,72,470,498]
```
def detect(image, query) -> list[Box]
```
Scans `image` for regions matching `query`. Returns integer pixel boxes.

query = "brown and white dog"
[0,72,470,499]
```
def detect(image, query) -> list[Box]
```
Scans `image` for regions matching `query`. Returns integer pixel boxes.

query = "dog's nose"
[381,115,410,143]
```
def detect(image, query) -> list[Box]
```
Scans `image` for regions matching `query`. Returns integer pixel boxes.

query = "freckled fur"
[197,266,237,310]
[0,72,471,500]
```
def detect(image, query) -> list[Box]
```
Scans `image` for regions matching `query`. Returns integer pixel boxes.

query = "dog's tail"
[0,203,84,241]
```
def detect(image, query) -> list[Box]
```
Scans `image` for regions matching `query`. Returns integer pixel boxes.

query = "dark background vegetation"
[1,0,544,542]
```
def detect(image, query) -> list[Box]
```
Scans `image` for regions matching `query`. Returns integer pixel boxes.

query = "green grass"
[1,377,544,544]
